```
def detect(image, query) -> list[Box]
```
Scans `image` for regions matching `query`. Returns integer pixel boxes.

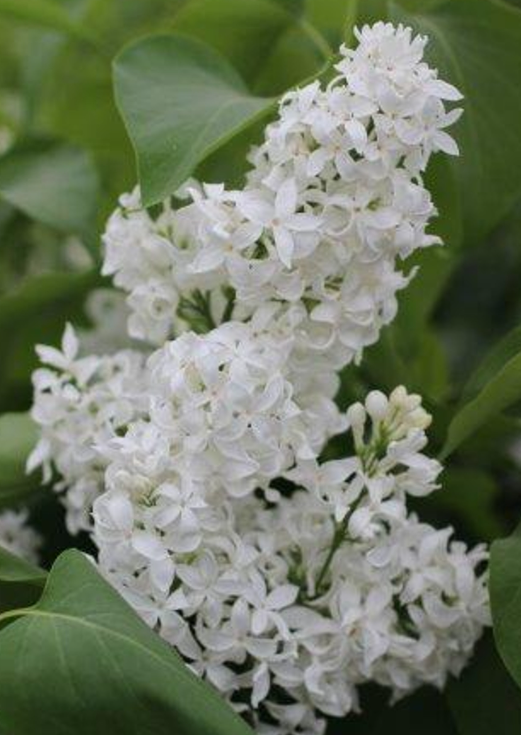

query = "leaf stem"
[0,607,32,625]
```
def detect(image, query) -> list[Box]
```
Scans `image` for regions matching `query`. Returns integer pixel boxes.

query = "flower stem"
[313,522,346,595]
[221,288,236,323]
[178,290,216,333]
[307,492,365,600]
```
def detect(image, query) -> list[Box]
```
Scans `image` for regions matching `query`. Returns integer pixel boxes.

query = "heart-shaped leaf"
[0,549,253,735]
[114,33,276,207]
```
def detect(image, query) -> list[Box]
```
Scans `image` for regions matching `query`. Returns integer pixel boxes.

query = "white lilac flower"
[91,387,488,734]
[145,320,344,497]
[91,317,346,602]
[28,22,488,735]
[0,509,41,564]
[287,387,441,535]
[28,324,148,532]
[101,21,461,376]
[102,186,229,344]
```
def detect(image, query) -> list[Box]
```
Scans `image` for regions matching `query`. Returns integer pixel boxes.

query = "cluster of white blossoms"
[29,324,148,533]
[29,23,489,735]
[94,387,488,734]
[0,509,41,563]
[103,22,462,377]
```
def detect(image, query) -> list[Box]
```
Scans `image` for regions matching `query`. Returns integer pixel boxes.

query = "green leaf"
[14,0,94,129]
[36,45,136,215]
[172,0,326,89]
[0,413,39,506]
[20,32,68,130]
[463,322,521,400]
[390,0,521,244]
[0,549,253,735]
[440,350,521,459]
[0,546,47,587]
[0,546,46,587]
[447,633,521,735]
[0,0,94,42]
[0,141,100,247]
[113,33,275,206]
[491,523,521,691]
[0,546,46,617]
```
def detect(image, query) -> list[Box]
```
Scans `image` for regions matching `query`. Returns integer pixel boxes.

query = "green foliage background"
[1,0,521,732]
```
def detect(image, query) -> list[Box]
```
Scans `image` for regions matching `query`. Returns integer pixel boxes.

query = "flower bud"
[346,402,366,430]
[390,385,408,409]
[365,391,389,422]
[409,407,432,430]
